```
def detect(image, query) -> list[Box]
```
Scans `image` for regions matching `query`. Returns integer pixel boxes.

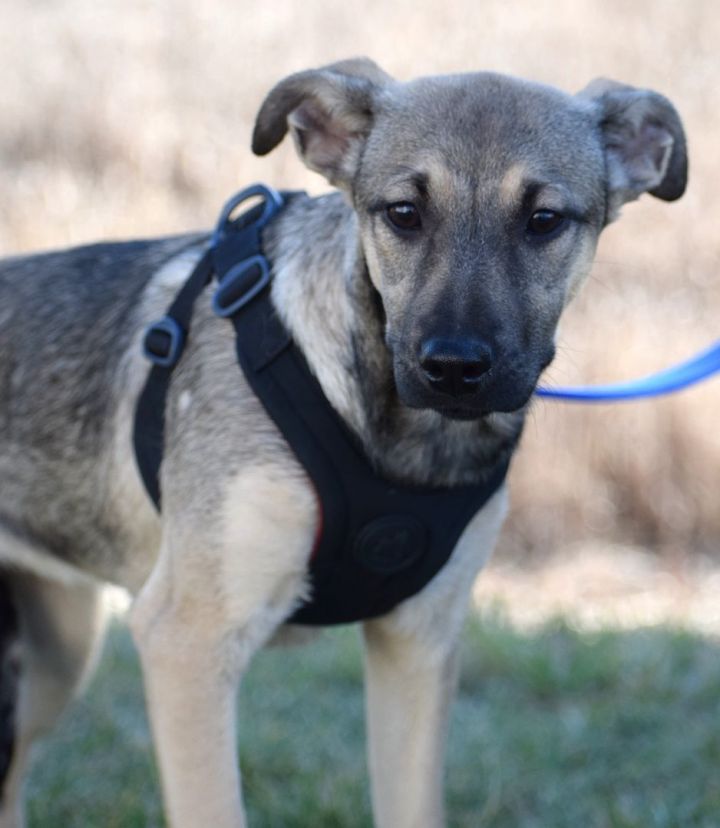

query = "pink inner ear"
[289,99,353,176]
[611,120,673,193]
[642,122,673,169]
[621,122,673,190]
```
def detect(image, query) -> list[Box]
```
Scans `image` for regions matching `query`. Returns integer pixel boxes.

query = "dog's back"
[0,237,192,572]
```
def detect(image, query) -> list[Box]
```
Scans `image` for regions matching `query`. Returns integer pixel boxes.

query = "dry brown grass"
[1,0,718,564]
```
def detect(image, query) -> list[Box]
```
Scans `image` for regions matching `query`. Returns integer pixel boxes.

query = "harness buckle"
[142,316,186,368]
[211,255,271,318]
[212,184,285,246]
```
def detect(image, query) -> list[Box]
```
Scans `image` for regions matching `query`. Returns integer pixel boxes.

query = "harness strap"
[228,279,510,624]
[133,185,511,626]
[134,193,275,508]
[133,250,215,507]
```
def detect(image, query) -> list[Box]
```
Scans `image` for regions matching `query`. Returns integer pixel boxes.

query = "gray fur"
[0,59,687,827]
[0,235,202,576]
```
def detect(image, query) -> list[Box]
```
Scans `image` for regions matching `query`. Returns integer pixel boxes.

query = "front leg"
[129,464,316,828]
[362,488,508,828]
[363,618,460,828]
[131,610,247,828]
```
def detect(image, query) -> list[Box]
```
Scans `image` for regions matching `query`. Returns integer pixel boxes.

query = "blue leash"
[535,339,720,402]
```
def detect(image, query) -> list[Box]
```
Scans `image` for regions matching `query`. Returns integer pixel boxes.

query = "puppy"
[0,60,686,827]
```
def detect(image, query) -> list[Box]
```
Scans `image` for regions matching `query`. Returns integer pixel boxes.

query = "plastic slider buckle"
[212,184,285,246]
[211,255,270,318]
[142,316,186,368]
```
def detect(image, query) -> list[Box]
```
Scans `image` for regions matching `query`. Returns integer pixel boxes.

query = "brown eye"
[386,202,421,231]
[527,210,565,236]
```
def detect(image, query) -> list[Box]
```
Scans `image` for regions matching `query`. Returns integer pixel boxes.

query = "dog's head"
[253,59,687,419]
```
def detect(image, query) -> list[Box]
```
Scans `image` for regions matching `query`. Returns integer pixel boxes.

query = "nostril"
[421,357,445,382]
[461,360,490,382]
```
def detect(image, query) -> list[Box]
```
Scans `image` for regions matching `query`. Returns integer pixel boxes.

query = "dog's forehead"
[364,72,603,200]
[378,73,596,154]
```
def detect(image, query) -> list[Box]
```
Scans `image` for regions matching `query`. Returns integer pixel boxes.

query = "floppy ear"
[578,78,688,220]
[252,58,393,187]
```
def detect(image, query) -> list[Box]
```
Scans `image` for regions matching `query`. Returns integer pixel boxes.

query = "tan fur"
[102,246,207,591]
[364,489,507,827]
[498,162,529,207]
[129,463,317,827]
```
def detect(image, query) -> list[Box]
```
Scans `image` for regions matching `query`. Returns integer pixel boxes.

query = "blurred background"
[3,0,717,627]
[3,2,719,825]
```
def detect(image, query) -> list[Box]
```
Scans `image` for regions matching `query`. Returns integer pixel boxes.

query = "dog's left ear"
[578,78,688,221]
[252,58,393,187]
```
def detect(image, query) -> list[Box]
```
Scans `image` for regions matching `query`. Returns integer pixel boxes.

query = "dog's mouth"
[397,380,533,417]
[436,405,491,421]
[434,393,532,420]
[398,376,536,421]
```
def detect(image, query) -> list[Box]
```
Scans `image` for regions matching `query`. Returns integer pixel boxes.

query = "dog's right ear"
[252,58,393,187]
[578,78,688,222]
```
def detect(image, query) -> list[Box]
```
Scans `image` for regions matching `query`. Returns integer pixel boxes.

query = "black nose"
[419,338,493,397]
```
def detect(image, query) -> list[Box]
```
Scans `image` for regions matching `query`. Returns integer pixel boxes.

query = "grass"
[1,0,720,564]
[25,615,720,828]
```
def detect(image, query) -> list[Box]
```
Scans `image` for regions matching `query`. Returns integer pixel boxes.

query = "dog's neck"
[266,191,523,487]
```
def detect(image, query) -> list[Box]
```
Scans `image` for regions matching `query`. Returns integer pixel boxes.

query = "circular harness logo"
[353,515,428,574]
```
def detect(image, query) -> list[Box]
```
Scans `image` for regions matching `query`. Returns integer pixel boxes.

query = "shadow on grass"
[26,614,720,828]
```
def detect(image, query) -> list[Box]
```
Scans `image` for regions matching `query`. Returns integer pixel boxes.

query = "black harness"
[133,185,510,625]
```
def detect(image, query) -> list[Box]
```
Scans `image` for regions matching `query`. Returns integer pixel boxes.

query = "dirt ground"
[475,545,720,633]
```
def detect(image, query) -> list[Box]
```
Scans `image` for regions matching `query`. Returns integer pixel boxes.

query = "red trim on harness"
[310,484,324,561]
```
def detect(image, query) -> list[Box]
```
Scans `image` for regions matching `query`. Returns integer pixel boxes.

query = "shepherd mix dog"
[0,59,686,827]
